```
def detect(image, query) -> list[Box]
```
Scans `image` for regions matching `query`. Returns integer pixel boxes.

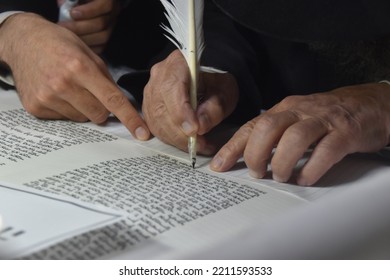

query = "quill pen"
[160,0,205,169]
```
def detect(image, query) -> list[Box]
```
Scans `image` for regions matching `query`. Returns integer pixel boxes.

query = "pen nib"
[192,158,196,169]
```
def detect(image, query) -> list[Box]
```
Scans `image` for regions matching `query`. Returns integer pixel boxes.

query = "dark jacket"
[214,0,390,109]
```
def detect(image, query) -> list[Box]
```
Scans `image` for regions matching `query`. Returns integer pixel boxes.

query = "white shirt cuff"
[0,11,23,26]
[0,11,24,86]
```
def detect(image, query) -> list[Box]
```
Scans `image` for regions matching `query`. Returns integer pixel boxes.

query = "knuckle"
[21,99,53,120]
[150,63,163,78]
[278,96,295,107]
[284,125,304,143]
[254,114,277,132]
[104,91,126,108]
[47,76,68,94]
[237,120,256,139]
[239,123,254,138]
[23,102,42,117]
[143,83,152,98]
[34,88,59,106]
[64,57,86,73]
[143,102,167,128]
[168,49,184,62]
[278,95,301,109]
[153,102,167,118]
[328,105,361,134]
[90,109,109,124]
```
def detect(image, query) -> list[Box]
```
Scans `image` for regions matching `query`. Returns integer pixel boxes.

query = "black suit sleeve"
[0,0,58,21]
[201,0,261,124]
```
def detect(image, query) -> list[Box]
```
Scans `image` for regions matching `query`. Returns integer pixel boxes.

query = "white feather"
[160,0,206,166]
[160,0,205,64]
[160,0,226,167]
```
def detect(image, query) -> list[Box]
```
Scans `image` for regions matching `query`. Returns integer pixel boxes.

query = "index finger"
[80,67,150,140]
[210,119,256,172]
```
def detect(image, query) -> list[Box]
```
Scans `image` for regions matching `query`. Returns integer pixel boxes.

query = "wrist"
[0,13,46,86]
[0,12,23,59]
[0,13,44,64]
[0,13,23,86]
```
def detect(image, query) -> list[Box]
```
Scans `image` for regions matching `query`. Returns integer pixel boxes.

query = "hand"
[0,13,149,140]
[57,0,123,54]
[142,50,239,155]
[210,83,390,185]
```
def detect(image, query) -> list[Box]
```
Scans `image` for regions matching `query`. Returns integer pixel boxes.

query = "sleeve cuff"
[0,65,15,86]
[379,80,390,85]
[0,11,23,26]
[0,11,22,87]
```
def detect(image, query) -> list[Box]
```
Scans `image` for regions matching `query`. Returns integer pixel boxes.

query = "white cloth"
[0,11,23,86]
[0,11,22,25]
[380,80,390,85]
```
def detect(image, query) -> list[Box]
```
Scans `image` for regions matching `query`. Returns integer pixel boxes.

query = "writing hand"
[57,0,122,54]
[211,83,390,185]
[142,50,239,154]
[0,13,149,140]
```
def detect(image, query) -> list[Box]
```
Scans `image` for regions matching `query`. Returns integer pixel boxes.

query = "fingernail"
[135,127,149,140]
[70,9,82,20]
[210,155,224,170]
[272,174,285,183]
[181,121,194,135]
[199,114,210,128]
[249,169,264,179]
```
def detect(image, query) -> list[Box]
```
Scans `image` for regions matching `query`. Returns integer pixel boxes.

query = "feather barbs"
[160,0,205,63]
